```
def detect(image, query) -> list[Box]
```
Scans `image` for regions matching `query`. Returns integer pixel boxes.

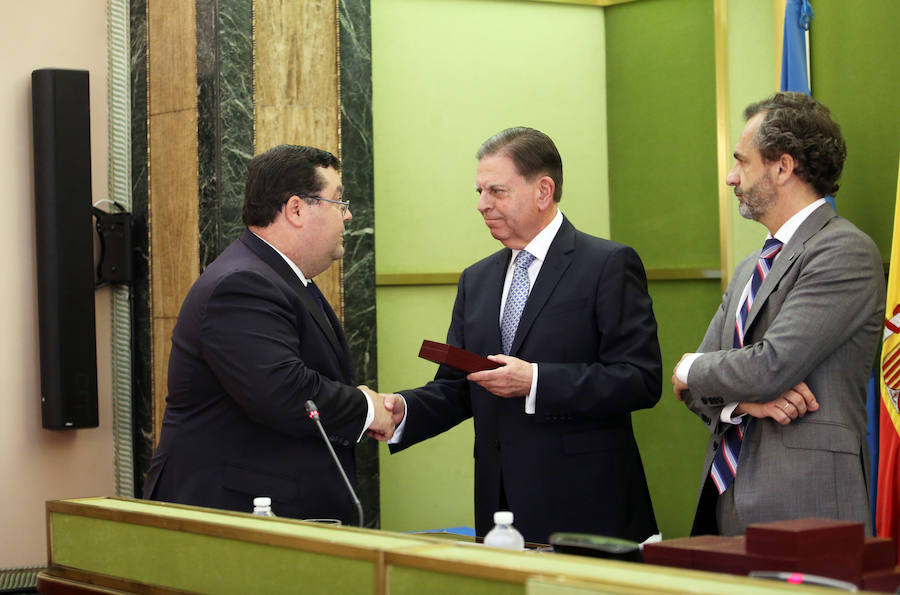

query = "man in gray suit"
[672,92,885,536]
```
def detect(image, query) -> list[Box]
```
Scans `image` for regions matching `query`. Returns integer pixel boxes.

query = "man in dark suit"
[144,145,394,523]
[673,93,885,536]
[373,127,662,544]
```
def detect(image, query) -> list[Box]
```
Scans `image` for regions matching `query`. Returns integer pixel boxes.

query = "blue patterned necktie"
[710,237,783,494]
[500,250,536,355]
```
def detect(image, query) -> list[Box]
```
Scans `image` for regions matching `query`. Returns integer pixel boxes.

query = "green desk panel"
[50,513,375,594]
[391,566,523,595]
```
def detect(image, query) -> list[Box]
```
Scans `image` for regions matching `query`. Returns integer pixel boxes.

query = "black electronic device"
[31,68,98,429]
[549,532,643,562]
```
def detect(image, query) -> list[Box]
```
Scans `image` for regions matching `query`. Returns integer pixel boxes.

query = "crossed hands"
[734,381,818,425]
[358,385,405,442]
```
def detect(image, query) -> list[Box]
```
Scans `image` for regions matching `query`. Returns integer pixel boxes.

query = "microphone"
[304,400,364,527]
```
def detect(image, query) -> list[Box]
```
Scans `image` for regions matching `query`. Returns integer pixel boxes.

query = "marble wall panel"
[254,0,342,310]
[340,0,378,528]
[198,0,254,269]
[131,0,152,495]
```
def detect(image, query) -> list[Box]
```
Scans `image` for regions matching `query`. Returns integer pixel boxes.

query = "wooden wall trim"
[714,0,732,290]
[147,0,200,443]
[254,0,344,319]
[375,268,722,287]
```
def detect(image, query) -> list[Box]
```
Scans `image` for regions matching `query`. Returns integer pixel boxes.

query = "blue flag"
[780,0,813,94]
[780,1,835,210]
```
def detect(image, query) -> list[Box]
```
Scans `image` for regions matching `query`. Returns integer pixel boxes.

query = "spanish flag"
[878,156,900,561]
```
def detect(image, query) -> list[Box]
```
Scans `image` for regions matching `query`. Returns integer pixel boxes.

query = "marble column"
[340,0,378,528]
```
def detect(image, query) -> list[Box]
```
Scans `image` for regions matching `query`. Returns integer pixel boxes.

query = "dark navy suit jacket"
[144,230,366,522]
[391,217,662,543]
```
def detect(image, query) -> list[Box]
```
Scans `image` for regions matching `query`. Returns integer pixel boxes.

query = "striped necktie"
[710,237,783,494]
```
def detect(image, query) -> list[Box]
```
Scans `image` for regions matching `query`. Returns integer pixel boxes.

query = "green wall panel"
[727,0,778,270]
[809,0,900,260]
[606,0,719,268]
[606,0,721,539]
[634,279,723,539]
[378,285,475,532]
[373,0,610,275]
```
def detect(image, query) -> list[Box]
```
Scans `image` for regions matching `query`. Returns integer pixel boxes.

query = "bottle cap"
[493,511,513,525]
[253,497,271,507]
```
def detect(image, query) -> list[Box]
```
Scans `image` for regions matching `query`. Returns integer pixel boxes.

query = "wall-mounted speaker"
[31,68,99,429]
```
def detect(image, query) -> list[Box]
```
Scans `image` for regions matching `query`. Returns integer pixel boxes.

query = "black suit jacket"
[392,217,661,543]
[143,230,367,522]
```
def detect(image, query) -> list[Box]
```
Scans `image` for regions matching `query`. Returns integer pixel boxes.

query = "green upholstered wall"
[373,0,610,533]
[606,0,719,269]
[809,0,899,259]
[605,0,722,539]
[726,0,779,267]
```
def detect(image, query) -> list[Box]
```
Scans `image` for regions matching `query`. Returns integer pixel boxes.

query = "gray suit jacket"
[683,203,884,534]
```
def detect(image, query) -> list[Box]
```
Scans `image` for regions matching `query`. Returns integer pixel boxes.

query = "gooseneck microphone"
[305,400,364,527]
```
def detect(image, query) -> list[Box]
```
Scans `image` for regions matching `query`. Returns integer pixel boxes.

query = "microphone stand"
[305,400,364,527]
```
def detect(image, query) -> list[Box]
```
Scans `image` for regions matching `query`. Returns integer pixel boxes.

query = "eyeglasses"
[300,194,350,216]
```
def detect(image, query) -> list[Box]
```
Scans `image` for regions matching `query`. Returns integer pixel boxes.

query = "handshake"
[358,385,405,442]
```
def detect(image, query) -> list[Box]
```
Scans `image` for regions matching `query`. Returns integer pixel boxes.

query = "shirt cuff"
[387,394,408,444]
[358,388,375,443]
[675,352,703,384]
[525,363,538,414]
[720,402,745,424]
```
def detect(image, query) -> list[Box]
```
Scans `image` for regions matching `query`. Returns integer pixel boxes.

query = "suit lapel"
[238,230,349,370]
[743,203,836,333]
[509,217,574,355]
[482,250,511,355]
[313,284,356,383]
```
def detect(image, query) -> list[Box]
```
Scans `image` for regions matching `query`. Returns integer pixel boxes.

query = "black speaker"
[31,68,99,429]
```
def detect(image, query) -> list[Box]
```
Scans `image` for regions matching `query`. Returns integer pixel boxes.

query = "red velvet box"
[865,537,898,572]
[863,566,900,593]
[691,536,758,575]
[745,518,865,559]
[645,527,865,586]
[417,340,501,374]
[643,536,743,571]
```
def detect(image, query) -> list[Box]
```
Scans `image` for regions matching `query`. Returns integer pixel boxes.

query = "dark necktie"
[306,280,328,315]
[710,238,783,494]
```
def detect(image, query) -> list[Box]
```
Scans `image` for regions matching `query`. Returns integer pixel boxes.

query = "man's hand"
[467,354,533,398]
[359,385,396,441]
[672,353,691,401]
[382,393,406,427]
[735,382,818,425]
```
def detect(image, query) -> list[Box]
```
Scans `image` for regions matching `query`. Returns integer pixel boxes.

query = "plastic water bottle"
[252,497,276,517]
[483,511,524,550]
